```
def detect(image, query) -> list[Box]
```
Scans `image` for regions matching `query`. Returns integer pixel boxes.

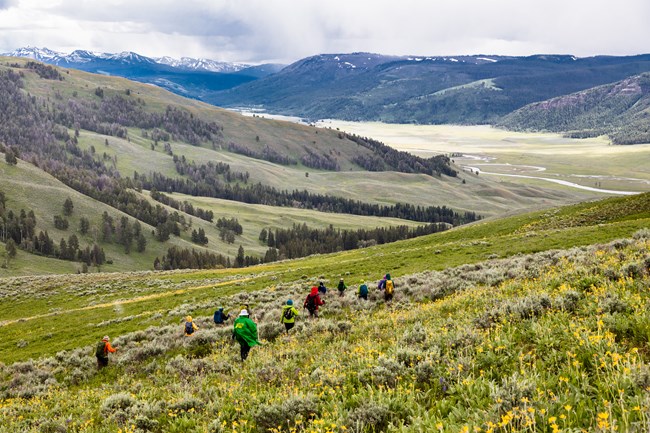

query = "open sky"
[1,0,649,64]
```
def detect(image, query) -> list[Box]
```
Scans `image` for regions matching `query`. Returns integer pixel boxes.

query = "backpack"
[283,307,295,321]
[95,341,106,358]
[185,321,194,334]
[359,284,368,296]
[305,294,317,311]
[214,310,224,324]
[385,280,394,295]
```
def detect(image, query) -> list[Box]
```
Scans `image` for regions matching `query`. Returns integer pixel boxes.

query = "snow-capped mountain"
[2,46,247,71]
[4,46,64,62]
[0,46,281,104]
[155,56,249,73]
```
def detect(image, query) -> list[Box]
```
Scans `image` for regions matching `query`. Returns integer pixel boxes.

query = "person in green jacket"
[233,309,260,361]
[280,299,300,333]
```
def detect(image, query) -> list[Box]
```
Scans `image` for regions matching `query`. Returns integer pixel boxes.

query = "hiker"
[358,281,369,300]
[95,335,117,369]
[383,273,395,302]
[378,274,387,291]
[184,315,198,336]
[233,310,260,361]
[213,307,230,325]
[337,278,347,297]
[304,286,324,318]
[280,299,300,333]
[240,304,253,320]
[317,281,327,295]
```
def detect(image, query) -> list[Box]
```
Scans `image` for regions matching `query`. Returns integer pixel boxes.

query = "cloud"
[1,0,649,63]
[0,0,17,10]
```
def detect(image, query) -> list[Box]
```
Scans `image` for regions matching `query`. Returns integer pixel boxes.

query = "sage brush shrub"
[347,401,391,433]
[490,372,535,414]
[253,395,320,432]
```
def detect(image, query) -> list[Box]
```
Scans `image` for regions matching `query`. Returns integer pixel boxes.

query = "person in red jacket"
[304,286,324,319]
[95,335,117,369]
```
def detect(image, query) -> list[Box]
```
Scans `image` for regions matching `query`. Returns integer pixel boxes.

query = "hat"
[240,309,249,316]
[287,299,294,305]
[186,315,192,322]
[102,336,110,341]
[340,278,344,281]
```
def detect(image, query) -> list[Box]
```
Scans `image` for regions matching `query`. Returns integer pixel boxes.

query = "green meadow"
[0,193,649,432]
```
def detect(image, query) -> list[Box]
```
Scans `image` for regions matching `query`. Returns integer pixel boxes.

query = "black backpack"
[283,307,295,320]
[185,321,194,334]
[95,341,106,358]
[214,310,224,324]
[305,294,317,311]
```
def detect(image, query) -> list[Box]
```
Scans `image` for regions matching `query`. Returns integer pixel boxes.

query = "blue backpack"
[359,284,368,296]
[214,310,225,324]
[185,321,194,334]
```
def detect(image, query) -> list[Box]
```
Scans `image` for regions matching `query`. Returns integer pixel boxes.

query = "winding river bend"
[462,158,643,196]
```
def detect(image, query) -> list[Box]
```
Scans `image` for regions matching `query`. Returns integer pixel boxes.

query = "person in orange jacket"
[95,335,117,369]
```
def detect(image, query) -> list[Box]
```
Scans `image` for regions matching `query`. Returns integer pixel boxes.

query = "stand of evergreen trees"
[137,169,479,224]
[345,133,458,177]
[150,188,214,222]
[260,222,449,261]
[154,245,260,270]
[0,191,106,266]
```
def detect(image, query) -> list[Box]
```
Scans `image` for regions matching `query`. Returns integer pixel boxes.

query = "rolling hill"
[497,72,650,144]
[0,192,648,431]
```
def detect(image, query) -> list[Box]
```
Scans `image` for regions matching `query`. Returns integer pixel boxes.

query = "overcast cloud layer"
[1,0,649,64]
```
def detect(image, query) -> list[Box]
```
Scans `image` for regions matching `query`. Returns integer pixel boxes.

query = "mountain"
[1,46,283,99]
[497,72,650,144]
[210,52,650,125]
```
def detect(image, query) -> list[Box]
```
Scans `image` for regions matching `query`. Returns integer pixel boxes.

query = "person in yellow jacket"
[280,299,300,333]
[184,315,199,336]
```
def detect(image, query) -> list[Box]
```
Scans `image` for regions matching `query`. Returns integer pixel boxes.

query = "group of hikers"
[96,274,394,366]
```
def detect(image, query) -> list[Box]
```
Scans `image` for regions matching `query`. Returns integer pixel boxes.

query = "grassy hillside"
[0,193,649,432]
[498,73,650,145]
[0,153,426,277]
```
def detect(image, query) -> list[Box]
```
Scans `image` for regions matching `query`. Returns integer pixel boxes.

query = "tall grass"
[1,233,649,432]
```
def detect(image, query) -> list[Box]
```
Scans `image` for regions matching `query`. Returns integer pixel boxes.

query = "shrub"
[632,228,650,240]
[101,392,136,415]
[253,395,320,432]
[490,373,535,414]
[400,324,427,345]
[38,420,67,433]
[347,401,391,433]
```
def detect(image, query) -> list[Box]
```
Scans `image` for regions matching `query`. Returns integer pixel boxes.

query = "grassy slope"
[1,192,648,362]
[0,150,426,277]
[0,194,649,432]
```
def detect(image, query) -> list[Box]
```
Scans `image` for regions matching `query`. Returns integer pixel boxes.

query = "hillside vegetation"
[0,193,649,431]
[499,73,650,144]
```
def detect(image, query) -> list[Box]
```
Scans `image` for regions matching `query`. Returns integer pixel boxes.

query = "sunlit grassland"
[1,214,649,431]
[318,121,650,192]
